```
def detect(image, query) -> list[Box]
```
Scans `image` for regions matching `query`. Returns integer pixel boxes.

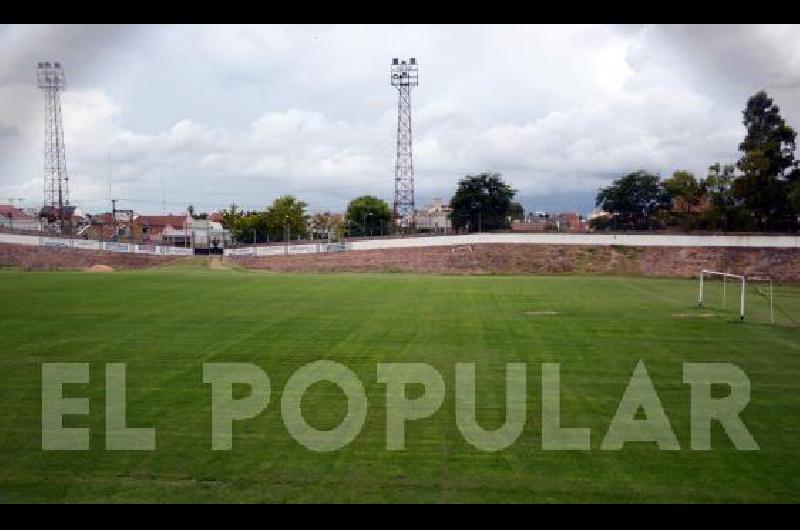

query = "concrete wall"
[0,243,183,270]
[229,243,800,282]
[348,233,800,250]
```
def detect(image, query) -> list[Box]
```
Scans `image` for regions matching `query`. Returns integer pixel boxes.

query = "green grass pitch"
[1,263,799,503]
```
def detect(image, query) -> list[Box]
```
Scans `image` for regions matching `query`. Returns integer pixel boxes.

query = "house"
[146,215,232,249]
[134,214,192,242]
[512,211,588,232]
[308,212,345,240]
[415,199,452,233]
[85,213,119,240]
[187,218,231,251]
[0,205,40,231]
[553,212,587,232]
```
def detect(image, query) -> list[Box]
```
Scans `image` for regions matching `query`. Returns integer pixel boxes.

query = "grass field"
[1,262,799,503]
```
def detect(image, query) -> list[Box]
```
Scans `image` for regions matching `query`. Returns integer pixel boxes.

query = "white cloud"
[1,24,799,214]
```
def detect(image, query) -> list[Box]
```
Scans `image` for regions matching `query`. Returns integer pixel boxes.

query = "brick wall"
[228,243,800,282]
[0,243,182,270]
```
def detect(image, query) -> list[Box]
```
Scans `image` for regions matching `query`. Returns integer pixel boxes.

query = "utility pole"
[111,198,117,241]
[284,215,290,256]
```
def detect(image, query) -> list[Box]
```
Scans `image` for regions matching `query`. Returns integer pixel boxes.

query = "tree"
[734,91,799,231]
[264,195,308,241]
[661,170,704,230]
[308,212,345,241]
[595,170,670,230]
[509,202,525,221]
[345,195,391,237]
[698,163,740,231]
[234,212,268,244]
[450,172,517,232]
[663,170,702,216]
[186,204,207,220]
[220,203,242,230]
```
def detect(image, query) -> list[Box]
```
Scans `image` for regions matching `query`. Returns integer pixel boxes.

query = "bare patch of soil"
[671,312,715,318]
[83,264,114,272]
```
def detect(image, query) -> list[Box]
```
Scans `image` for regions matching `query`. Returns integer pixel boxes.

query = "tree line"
[217,194,394,243]
[215,90,798,242]
[594,91,800,232]
[215,173,525,243]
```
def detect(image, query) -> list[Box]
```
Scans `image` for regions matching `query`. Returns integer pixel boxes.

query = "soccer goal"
[697,270,774,323]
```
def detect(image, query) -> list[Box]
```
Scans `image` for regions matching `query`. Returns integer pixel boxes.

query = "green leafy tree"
[661,170,704,230]
[220,203,242,230]
[187,204,207,220]
[345,195,391,237]
[663,170,702,215]
[595,170,670,230]
[450,172,517,232]
[509,201,525,221]
[734,91,799,231]
[698,163,741,231]
[234,212,268,244]
[264,195,308,241]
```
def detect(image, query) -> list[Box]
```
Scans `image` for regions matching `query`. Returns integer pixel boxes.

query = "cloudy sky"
[1,24,799,215]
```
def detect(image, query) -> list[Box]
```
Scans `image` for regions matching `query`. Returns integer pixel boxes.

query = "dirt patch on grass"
[671,312,715,318]
[524,311,560,316]
[83,264,114,272]
[208,258,229,270]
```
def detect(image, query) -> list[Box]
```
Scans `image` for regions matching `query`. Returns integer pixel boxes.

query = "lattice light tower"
[37,61,70,215]
[390,57,418,227]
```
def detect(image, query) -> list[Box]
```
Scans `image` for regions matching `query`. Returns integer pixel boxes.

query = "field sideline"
[1,263,799,503]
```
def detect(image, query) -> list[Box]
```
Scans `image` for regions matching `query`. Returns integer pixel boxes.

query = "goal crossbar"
[698,269,746,320]
[697,269,775,323]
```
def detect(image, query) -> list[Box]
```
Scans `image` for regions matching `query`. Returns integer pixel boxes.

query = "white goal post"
[698,270,746,320]
[697,269,774,323]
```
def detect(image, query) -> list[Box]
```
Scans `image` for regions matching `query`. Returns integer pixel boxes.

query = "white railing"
[0,232,194,256]
[3,231,799,258]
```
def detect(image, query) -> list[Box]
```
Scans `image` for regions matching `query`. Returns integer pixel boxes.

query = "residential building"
[415,198,452,233]
[135,214,192,242]
[0,205,40,231]
[512,211,588,232]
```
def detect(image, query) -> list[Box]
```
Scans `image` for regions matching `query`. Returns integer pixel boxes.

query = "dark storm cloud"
[0,24,136,87]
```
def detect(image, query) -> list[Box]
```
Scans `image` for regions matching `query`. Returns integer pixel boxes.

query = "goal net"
[697,270,747,320]
[697,270,799,325]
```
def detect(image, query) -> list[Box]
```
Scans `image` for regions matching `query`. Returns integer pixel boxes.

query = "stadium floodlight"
[698,270,746,320]
[37,60,70,234]
[390,56,419,228]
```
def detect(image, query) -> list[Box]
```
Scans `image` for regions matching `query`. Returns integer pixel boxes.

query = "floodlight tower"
[390,57,418,228]
[37,61,69,221]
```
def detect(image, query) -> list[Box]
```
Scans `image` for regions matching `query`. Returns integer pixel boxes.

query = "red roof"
[135,215,188,228]
[0,205,36,221]
[209,212,223,222]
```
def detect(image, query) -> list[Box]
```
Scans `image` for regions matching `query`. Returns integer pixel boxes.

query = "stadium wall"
[0,243,184,270]
[227,243,800,282]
